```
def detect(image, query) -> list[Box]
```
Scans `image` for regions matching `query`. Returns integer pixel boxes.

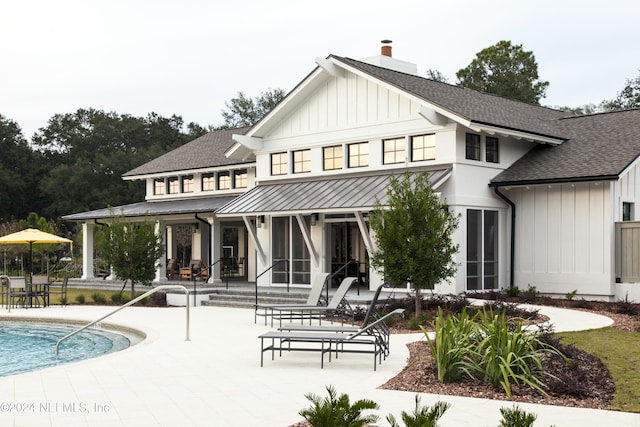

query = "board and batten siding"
[268,71,422,139]
[508,182,614,297]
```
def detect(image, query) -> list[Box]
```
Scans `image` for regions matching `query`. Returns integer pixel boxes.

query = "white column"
[211,219,221,283]
[155,220,167,282]
[81,222,95,280]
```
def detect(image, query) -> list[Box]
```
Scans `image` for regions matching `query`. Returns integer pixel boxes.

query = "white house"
[63,43,640,301]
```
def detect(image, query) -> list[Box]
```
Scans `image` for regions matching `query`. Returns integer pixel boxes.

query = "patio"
[0,303,636,426]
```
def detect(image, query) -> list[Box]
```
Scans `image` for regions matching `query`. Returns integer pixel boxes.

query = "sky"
[2,0,639,140]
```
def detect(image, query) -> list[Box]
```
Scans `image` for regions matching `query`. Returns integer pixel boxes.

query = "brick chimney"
[381,39,392,57]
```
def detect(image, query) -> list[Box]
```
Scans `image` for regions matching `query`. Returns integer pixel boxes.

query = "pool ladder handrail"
[55,285,190,355]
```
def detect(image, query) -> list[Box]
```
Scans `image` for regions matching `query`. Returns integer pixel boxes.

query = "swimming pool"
[0,321,132,377]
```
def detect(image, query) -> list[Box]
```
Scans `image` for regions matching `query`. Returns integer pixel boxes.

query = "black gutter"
[489,175,619,188]
[493,186,515,289]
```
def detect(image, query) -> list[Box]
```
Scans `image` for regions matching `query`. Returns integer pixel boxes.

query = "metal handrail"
[192,259,220,305]
[254,260,289,306]
[55,284,190,355]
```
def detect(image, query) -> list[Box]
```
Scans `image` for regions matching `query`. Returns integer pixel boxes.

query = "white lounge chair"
[254,272,330,325]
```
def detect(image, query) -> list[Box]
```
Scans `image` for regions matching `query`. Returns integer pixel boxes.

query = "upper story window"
[181,175,194,193]
[293,149,311,174]
[234,169,247,188]
[202,173,215,191]
[465,133,481,161]
[486,136,499,163]
[348,142,369,168]
[623,202,634,221]
[383,137,405,164]
[168,177,179,194]
[218,172,231,190]
[323,145,343,170]
[153,179,165,195]
[411,134,436,161]
[271,152,288,176]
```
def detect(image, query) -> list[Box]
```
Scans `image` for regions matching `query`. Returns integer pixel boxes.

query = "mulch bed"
[290,298,640,426]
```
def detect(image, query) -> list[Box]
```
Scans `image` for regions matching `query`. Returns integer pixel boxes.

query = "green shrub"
[387,395,450,427]
[111,293,124,304]
[424,307,477,382]
[91,293,107,304]
[298,385,379,427]
[499,405,537,427]
[75,294,86,304]
[565,289,578,301]
[506,286,520,298]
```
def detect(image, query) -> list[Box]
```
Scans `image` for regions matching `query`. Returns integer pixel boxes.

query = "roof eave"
[489,175,620,188]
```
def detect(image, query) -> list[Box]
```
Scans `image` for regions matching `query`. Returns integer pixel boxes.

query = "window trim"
[382,137,405,165]
[292,149,311,174]
[348,142,369,168]
[465,133,481,161]
[486,136,499,163]
[411,133,436,162]
[271,152,288,176]
[323,145,343,171]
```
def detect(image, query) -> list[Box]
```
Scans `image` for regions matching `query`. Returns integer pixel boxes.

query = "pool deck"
[0,301,639,426]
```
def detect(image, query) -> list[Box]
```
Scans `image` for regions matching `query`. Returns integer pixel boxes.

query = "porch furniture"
[179,259,202,280]
[166,259,180,280]
[1,276,29,308]
[30,274,50,307]
[254,272,330,325]
[47,277,68,306]
[259,308,405,370]
[267,276,358,327]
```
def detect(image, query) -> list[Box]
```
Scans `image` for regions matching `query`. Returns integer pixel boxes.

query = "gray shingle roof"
[123,126,252,178]
[490,109,640,185]
[334,56,569,140]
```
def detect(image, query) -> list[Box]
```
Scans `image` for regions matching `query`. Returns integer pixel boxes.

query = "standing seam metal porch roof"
[62,196,238,221]
[215,169,451,216]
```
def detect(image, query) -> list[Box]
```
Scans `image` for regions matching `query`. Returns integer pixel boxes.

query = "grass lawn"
[558,327,640,413]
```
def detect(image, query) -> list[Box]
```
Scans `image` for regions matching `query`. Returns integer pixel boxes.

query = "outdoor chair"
[179,259,202,280]
[166,259,179,280]
[259,308,405,370]
[4,276,29,308]
[267,276,358,327]
[30,274,50,307]
[255,272,330,325]
[277,282,394,355]
[47,277,68,306]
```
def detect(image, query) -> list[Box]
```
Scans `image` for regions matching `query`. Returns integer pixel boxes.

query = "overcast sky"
[2,0,639,139]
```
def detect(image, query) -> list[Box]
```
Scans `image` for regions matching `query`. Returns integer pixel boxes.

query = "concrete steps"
[201,287,311,309]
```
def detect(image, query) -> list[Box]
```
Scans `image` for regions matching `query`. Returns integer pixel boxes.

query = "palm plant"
[386,395,450,427]
[298,385,379,427]
[498,405,537,427]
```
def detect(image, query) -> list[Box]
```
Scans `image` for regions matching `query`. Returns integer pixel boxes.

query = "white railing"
[55,285,190,355]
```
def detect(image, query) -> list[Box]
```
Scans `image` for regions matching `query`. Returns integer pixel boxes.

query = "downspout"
[493,186,515,289]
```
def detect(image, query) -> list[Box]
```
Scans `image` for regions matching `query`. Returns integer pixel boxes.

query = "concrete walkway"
[0,302,638,427]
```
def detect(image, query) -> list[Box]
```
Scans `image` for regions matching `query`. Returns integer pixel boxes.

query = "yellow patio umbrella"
[0,228,73,281]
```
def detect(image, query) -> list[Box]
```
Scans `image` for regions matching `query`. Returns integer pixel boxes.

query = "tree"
[601,70,640,111]
[31,108,202,219]
[369,172,459,318]
[456,40,549,105]
[0,115,42,220]
[425,68,450,83]
[100,211,165,300]
[220,88,286,128]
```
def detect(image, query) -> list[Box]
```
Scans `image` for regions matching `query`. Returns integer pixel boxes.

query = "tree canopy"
[601,70,640,111]
[30,108,205,219]
[369,172,459,317]
[220,88,286,128]
[100,211,165,299]
[456,40,549,105]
